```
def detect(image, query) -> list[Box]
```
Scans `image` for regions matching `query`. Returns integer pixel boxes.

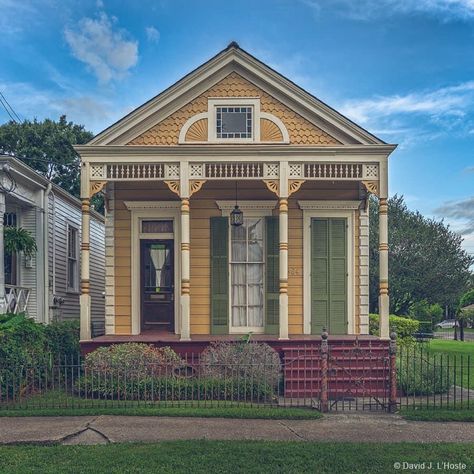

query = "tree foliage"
[459,289,474,309]
[369,195,473,315]
[0,116,93,197]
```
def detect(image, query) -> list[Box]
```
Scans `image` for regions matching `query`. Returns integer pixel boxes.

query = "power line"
[0,91,21,122]
[0,95,17,122]
[0,153,80,169]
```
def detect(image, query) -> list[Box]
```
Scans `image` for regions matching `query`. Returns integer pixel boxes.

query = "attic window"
[216,106,252,139]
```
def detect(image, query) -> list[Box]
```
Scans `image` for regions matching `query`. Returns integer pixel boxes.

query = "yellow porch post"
[80,162,91,341]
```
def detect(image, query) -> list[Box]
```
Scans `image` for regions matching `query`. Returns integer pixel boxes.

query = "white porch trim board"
[0,192,6,313]
[104,183,115,335]
[125,201,182,337]
[359,205,370,334]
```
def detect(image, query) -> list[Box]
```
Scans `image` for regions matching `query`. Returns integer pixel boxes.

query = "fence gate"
[326,339,390,411]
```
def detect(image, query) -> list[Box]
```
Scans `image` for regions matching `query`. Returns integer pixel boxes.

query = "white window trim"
[177,97,289,144]
[299,200,360,336]
[217,200,276,334]
[126,201,181,336]
[208,98,261,143]
[66,223,80,293]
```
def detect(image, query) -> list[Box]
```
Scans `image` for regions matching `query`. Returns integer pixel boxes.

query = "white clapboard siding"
[47,191,105,332]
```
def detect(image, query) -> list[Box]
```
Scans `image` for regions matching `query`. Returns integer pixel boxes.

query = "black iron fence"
[0,339,472,413]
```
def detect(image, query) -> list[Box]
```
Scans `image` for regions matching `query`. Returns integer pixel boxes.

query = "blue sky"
[1,0,473,257]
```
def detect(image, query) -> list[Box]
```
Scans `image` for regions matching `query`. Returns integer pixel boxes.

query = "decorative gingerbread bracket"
[288,180,305,197]
[362,180,379,197]
[263,179,279,197]
[89,181,107,198]
[362,180,379,211]
[164,180,180,196]
[189,180,206,197]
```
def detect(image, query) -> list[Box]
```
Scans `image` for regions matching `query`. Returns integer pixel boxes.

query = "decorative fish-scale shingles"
[127,72,340,146]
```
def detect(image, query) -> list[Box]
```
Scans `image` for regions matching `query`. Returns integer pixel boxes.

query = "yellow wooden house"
[76,43,395,351]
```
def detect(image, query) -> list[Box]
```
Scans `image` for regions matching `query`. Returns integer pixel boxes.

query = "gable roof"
[89,42,387,146]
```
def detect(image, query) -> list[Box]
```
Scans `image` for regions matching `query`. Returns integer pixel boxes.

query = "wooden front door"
[140,239,174,331]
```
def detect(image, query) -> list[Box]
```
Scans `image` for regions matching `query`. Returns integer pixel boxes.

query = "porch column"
[180,198,191,341]
[379,160,390,339]
[180,162,191,341]
[279,198,289,339]
[0,192,6,313]
[279,161,289,340]
[80,163,91,340]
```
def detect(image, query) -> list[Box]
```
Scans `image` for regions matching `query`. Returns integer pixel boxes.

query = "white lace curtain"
[231,218,264,328]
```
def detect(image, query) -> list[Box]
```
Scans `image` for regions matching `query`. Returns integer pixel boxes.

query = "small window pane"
[216,106,252,138]
[142,220,173,233]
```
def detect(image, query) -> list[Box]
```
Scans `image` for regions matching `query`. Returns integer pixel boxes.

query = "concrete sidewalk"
[0,414,473,445]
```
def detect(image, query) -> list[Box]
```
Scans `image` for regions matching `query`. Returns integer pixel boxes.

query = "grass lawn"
[434,328,474,333]
[0,441,472,474]
[400,400,474,422]
[427,339,474,356]
[0,390,321,419]
[423,339,474,390]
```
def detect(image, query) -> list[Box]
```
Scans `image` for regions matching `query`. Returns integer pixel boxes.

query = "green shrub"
[397,351,451,395]
[200,342,281,388]
[409,300,443,326]
[44,320,80,361]
[84,343,183,378]
[369,313,420,340]
[0,313,46,367]
[74,375,274,402]
[0,314,81,400]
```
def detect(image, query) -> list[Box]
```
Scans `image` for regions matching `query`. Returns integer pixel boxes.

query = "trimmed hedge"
[74,375,275,402]
[369,313,420,340]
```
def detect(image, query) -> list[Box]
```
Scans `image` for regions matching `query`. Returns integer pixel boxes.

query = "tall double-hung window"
[230,218,264,330]
[67,225,79,292]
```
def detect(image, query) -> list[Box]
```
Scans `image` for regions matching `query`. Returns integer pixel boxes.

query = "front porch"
[78,155,391,345]
[81,331,383,354]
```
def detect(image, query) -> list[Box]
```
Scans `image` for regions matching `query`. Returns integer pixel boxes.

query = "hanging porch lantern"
[230,181,243,227]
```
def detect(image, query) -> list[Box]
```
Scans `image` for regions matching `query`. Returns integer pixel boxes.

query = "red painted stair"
[282,339,390,399]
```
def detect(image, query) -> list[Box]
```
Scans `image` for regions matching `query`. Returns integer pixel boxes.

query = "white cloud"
[302,0,474,21]
[0,80,124,133]
[64,12,138,83]
[145,26,160,43]
[436,196,474,235]
[435,196,474,258]
[340,81,474,124]
[337,81,474,145]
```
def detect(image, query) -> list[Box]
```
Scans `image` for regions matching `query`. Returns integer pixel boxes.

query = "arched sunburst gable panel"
[127,72,340,146]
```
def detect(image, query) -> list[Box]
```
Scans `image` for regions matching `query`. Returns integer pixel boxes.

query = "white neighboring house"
[0,156,105,335]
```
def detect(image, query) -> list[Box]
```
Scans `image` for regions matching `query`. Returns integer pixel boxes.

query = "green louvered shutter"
[311,218,329,334]
[210,217,229,335]
[310,218,348,335]
[265,216,279,335]
[329,219,347,334]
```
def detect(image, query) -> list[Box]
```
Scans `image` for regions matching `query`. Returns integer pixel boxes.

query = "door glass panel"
[142,220,173,233]
[145,244,171,292]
